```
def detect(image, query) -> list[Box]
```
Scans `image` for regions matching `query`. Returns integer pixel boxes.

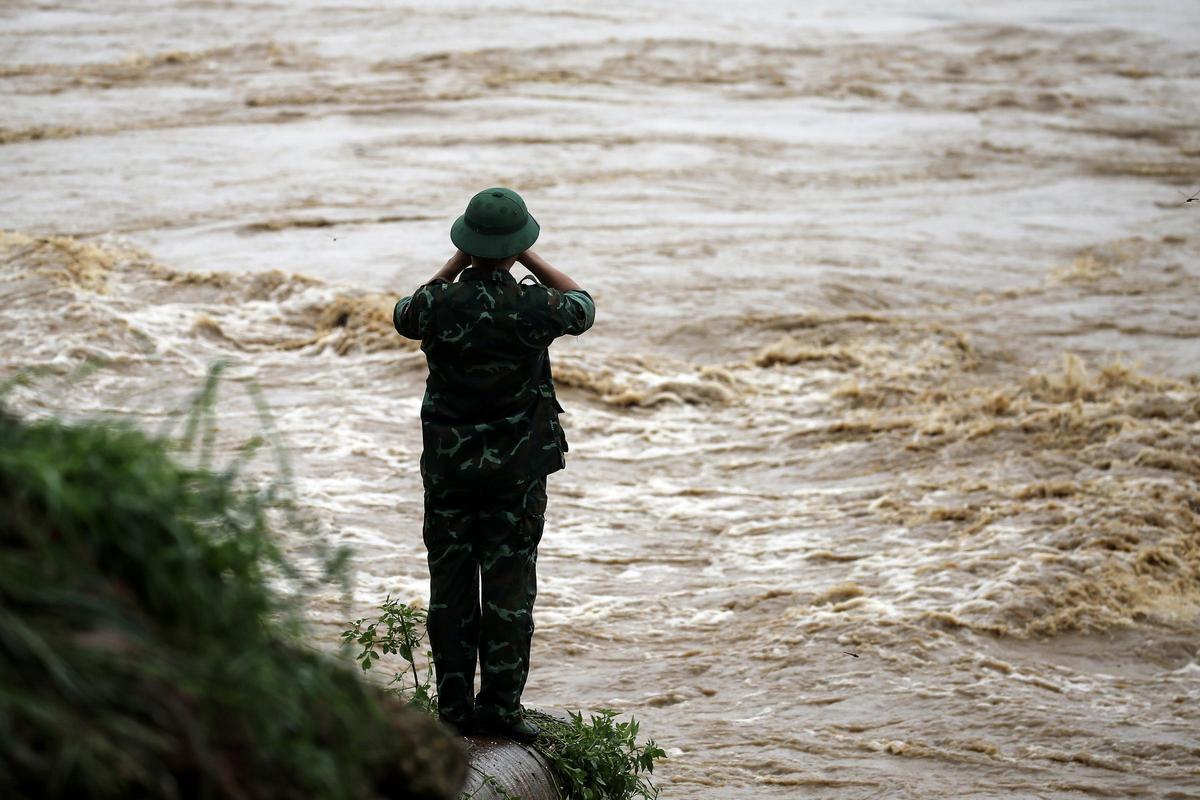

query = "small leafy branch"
[342,599,667,800]
[526,708,666,800]
[342,595,438,714]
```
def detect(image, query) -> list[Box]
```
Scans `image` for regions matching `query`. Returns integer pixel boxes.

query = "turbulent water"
[3,1,1200,797]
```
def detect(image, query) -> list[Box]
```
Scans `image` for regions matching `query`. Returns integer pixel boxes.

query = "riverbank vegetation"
[0,377,466,799]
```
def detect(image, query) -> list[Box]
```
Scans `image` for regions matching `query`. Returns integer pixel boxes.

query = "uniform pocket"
[522,478,548,519]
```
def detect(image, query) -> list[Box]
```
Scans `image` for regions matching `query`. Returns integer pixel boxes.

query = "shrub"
[0,399,466,799]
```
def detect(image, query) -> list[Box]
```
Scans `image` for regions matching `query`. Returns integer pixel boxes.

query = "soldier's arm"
[517,250,594,337]
[393,292,423,340]
[394,251,470,339]
[517,250,581,292]
[428,249,471,284]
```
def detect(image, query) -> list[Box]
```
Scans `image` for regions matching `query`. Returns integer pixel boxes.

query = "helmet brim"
[450,213,540,260]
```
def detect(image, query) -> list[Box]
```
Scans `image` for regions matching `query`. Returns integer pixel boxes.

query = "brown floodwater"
[2,1,1199,797]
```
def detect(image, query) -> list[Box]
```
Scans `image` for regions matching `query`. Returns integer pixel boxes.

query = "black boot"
[473,706,539,744]
[438,712,473,738]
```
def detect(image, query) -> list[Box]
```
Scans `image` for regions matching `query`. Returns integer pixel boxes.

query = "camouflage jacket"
[394,267,595,490]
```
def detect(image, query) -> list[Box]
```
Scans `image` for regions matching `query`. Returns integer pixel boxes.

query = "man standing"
[393,188,595,742]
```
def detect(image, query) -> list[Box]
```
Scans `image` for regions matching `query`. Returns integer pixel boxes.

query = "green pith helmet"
[450,187,540,259]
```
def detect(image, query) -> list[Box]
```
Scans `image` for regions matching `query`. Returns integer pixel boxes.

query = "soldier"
[393,188,595,742]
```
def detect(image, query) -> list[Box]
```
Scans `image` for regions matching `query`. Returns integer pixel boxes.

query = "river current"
[2,1,1199,797]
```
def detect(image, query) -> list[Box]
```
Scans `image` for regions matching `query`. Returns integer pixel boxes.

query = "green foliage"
[345,600,667,800]
[0,367,465,799]
[343,595,438,714]
[526,709,666,800]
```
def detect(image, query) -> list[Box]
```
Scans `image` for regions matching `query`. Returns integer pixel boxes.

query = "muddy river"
[2,1,1199,797]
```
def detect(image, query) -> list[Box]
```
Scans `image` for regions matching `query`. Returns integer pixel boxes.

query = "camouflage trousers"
[422,476,547,729]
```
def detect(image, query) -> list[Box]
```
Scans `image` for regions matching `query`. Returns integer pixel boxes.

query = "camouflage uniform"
[394,267,594,730]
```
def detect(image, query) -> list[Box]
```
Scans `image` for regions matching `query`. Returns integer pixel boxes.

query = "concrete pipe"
[455,709,567,800]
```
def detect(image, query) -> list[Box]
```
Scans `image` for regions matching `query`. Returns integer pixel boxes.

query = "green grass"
[0,374,466,799]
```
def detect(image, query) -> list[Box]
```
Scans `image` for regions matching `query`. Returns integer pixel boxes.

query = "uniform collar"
[459,267,516,284]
